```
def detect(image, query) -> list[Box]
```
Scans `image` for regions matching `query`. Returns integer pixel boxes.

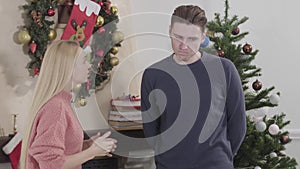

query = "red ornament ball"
[243,43,252,54]
[97,27,106,34]
[280,135,290,144]
[30,41,37,53]
[47,8,55,16]
[232,27,240,35]
[217,50,225,57]
[33,68,40,76]
[252,79,262,91]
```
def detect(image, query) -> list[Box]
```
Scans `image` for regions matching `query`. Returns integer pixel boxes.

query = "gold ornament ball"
[110,57,119,66]
[111,6,118,15]
[110,46,119,55]
[48,29,57,41]
[96,16,104,27]
[77,97,87,106]
[73,83,82,93]
[18,30,31,44]
[112,31,124,43]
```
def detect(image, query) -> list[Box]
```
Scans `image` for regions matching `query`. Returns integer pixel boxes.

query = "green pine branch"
[88,0,121,88]
[22,0,57,73]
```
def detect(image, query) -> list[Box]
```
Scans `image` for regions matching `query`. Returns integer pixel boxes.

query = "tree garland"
[18,0,57,76]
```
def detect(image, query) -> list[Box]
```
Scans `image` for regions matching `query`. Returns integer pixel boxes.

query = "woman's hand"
[82,138,93,151]
[61,131,117,169]
[87,131,117,158]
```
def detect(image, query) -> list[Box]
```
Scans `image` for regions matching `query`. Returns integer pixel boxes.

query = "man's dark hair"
[171,5,207,32]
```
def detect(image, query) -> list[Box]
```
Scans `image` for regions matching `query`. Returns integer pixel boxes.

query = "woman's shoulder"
[36,92,72,123]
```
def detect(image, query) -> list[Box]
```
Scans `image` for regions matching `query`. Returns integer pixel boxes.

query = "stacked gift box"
[108,94,142,130]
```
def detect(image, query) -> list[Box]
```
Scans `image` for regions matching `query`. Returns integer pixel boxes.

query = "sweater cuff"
[38,156,66,169]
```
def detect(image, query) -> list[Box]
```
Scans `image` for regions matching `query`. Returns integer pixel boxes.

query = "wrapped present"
[109,94,142,124]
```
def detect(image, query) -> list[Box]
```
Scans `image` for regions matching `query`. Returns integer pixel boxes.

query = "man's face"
[169,22,205,62]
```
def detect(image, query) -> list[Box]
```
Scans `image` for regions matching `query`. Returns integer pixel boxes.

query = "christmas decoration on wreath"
[19,0,124,92]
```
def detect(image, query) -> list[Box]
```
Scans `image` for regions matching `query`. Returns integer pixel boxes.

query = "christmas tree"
[203,0,298,168]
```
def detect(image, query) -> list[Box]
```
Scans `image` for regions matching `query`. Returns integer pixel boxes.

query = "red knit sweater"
[27,91,83,169]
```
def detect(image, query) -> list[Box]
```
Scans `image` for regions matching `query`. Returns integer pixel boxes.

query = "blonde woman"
[20,40,117,169]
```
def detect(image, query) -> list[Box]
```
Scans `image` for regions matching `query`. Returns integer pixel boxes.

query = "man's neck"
[173,51,201,65]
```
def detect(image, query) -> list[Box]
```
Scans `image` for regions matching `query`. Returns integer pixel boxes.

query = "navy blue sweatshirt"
[141,52,246,169]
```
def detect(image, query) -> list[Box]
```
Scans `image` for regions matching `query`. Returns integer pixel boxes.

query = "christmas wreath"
[18,0,124,90]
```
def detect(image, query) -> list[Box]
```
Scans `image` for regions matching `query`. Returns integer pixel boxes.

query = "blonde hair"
[20,40,81,169]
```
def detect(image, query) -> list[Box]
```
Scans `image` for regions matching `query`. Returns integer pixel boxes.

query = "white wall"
[0,0,299,165]
[0,0,36,135]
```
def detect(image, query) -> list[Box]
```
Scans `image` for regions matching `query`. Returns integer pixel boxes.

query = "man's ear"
[169,25,172,37]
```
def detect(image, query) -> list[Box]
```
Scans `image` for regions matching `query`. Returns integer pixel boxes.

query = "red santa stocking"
[2,133,22,169]
[61,0,101,47]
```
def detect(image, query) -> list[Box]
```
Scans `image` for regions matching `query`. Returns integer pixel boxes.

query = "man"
[141,5,246,169]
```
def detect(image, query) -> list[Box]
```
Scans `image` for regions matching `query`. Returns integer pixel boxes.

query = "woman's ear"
[201,32,206,43]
